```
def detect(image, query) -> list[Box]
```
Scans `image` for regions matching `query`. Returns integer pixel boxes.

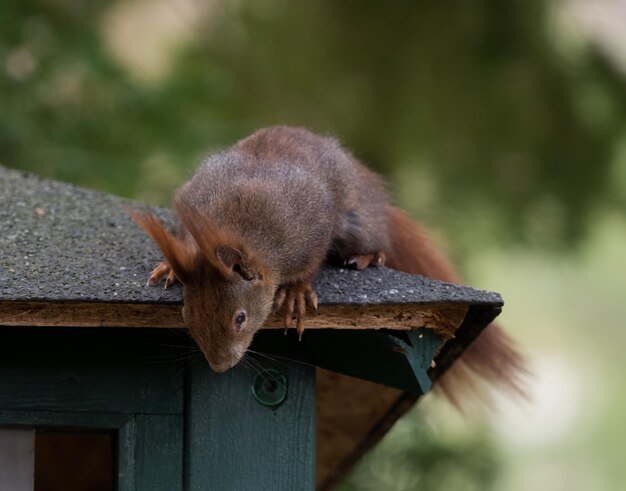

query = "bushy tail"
[385,206,528,408]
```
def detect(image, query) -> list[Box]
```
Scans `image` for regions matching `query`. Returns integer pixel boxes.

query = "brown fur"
[174,194,271,281]
[126,208,196,283]
[130,126,527,405]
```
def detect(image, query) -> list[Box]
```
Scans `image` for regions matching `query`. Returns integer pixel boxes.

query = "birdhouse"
[0,166,503,491]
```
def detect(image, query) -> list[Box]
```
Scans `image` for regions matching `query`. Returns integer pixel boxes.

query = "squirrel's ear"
[216,245,259,281]
[216,245,243,270]
[174,195,264,281]
[127,208,194,284]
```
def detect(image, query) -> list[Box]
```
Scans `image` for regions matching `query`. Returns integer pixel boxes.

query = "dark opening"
[264,379,279,393]
[35,430,114,491]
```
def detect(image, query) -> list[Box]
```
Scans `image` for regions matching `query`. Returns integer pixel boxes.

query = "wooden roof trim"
[0,300,467,337]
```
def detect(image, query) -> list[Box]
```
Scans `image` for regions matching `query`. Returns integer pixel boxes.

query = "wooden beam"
[0,301,467,336]
[0,301,185,329]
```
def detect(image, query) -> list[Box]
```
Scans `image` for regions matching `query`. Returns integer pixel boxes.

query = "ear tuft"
[174,195,245,274]
[126,207,195,284]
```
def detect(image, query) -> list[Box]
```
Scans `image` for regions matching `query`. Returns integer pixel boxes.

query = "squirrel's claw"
[307,289,319,315]
[344,251,387,270]
[283,289,296,328]
[147,262,170,286]
[146,261,179,288]
[274,282,317,339]
[163,270,178,289]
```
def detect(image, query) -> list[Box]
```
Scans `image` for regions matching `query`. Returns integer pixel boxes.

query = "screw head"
[252,369,287,407]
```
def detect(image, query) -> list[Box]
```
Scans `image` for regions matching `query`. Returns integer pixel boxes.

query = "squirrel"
[130,126,526,402]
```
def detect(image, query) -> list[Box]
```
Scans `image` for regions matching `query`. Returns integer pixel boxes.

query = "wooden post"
[185,359,316,491]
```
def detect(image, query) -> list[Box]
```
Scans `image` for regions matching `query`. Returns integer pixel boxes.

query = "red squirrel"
[130,126,526,400]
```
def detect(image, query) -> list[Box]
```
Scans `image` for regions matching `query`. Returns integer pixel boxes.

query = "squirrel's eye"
[235,311,246,331]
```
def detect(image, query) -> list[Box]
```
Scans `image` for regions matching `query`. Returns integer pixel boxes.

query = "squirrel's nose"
[208,358,236,373]
[208,362,228,373]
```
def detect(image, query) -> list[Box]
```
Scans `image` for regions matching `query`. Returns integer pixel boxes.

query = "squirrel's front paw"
[344,251,386,270]
[147,261,179,289]
[274,281,318,340]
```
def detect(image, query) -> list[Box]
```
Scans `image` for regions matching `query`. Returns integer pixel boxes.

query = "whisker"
[246,349,317,370]
[248,353,310,382]
[240,355,264,378]
[246,349,300,374]
[167,356,196,383]
[145,341,200,350]
[145,352,199,364]
[243,354,288,392]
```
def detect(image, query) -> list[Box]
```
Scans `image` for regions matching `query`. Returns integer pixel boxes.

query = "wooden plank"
[185,356,316,491]
[0,328,185,415]
[429,304,503,383]
[0,364,181,414]
[394,328,443,393]
[117,418,136,491]
[304,328,443,393]
[134,415,184,491]
[0,428,34,491]
[0,301,185,328]
[0,300,467,336]
[316,383,417,491]
[0,410,131,430]
[0,416,184,491]
[0,328,186,491]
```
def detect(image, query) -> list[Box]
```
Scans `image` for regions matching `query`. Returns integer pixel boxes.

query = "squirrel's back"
[234,126,393,263]
[178,126,392,276]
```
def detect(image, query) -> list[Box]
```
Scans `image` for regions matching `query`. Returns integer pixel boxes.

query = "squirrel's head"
[129,200,278,372]
[180,251,277,372]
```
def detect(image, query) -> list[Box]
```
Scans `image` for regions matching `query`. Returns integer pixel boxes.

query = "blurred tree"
[1,0,625,254]
[193,0,626,253]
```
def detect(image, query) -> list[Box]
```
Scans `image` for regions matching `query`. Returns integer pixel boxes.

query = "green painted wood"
[0,410,131,430]
[304,328,444,394]
[185,356,316,491]
[0,328,187,491]
[0,328,185,414]
[118,418,136,491]
[118,416,184,491]
[392,329,442,393]
[135,415,184,491]
[0,413,185,491]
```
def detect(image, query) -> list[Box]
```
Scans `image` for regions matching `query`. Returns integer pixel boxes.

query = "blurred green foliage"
[335,406,501,491]
[1,1,625,490]
[2,0,625,254]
